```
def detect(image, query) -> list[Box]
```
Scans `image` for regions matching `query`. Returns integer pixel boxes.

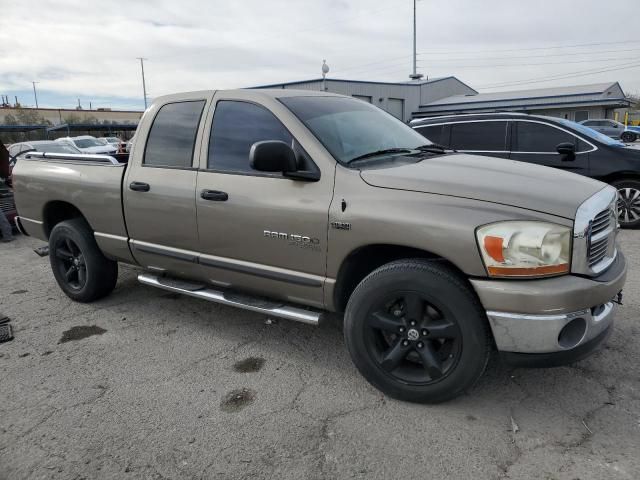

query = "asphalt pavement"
[1,232,639,479]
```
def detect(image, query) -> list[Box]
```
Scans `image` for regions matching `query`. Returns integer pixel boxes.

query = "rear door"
[194,92,335,307]
[510,120,590,175]
[124,93,211,277]
[603,120,622,138]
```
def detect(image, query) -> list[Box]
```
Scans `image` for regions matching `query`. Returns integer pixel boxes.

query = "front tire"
[621,131,636,143]
[343,259,491,403]
[49,218,118,302]
[612,179,640,228]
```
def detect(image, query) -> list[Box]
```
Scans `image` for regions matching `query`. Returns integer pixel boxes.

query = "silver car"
[580,119,637,143]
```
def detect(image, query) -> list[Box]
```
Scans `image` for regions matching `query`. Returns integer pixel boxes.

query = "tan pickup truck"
[13,89,626,403]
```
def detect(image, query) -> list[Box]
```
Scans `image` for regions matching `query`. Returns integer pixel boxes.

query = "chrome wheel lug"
[422,329,429,336]
[393,309,403,317]
[410,320,416,326]
[402,340,409,347]
[417,342,424,349]
[398,326,405,333]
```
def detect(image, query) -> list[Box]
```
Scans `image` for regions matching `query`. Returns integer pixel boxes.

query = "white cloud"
[1,0,639,109]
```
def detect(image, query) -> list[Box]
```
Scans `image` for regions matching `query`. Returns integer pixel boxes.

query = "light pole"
[321,60,330,91]
[137,57,148,109]
[409,0,423,80]
[32,81,40,108]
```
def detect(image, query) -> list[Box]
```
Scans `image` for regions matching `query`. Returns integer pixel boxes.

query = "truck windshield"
[280,96,431,164]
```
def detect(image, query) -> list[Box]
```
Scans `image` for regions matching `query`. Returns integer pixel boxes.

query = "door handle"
[129,181,150,192]
[201,189,228,201]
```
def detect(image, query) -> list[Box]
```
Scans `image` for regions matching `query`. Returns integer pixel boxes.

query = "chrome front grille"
[573,187,618,276]
[588,208,612,267]
[590,208,611,236]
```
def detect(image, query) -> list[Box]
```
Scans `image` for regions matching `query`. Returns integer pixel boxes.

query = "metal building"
[413,82,630,122]
[250,77,477,122]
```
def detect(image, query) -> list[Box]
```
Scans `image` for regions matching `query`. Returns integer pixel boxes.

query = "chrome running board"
[138,273,321,325]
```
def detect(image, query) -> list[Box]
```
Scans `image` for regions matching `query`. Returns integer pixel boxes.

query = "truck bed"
[12,152,131,261]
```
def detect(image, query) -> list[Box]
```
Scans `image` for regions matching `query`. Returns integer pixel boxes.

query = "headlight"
[476,221,571,278]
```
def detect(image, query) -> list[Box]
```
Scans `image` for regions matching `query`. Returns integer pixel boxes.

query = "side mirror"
[556,142,575,161]
[250,140,297,173]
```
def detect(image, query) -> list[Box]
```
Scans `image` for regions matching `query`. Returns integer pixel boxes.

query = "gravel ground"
[0,232,639,480]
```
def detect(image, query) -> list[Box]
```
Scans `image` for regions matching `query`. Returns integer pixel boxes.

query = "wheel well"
[333,244,462,313]
[42,201,88,238]
[597,172,640,186]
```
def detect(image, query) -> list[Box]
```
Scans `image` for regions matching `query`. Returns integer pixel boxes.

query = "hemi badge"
[331,222,351,231]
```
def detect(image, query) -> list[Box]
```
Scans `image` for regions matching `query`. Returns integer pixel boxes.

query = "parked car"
[0,143,16,226]
[55,135,118,155]
[13,90,626,403]
[412,113,640,227]
[9,140,81,164]
[580,119,637,143]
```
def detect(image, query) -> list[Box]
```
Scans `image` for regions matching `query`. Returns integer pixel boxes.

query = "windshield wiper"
[415,144,449,153]
[347,148,414,163]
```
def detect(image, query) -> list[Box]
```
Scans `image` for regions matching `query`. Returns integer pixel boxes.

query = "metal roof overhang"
[0,124,48,133]
[413,98,631,117]
[47,123,138,132]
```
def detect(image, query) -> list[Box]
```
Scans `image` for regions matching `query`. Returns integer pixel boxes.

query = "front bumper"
[470,251,626,360]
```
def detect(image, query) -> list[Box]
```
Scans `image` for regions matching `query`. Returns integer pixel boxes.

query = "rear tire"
[612,179,640,228]
[343,259,491,403]
[49,218,118,302]
[621,131,636,143]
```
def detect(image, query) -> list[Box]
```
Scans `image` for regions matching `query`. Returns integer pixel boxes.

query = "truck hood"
[360,153,606,219]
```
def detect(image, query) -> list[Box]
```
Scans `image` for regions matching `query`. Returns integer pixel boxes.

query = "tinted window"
[208,101,292,173]
[144,100,205,168]
[516,122,575,152]
[415,125,444,145]
[450,121,507,151]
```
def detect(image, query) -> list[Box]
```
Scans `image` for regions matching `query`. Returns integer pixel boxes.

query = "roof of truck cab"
[151,89,345,104]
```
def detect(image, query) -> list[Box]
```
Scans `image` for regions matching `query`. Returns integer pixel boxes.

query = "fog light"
[558,317,587,349]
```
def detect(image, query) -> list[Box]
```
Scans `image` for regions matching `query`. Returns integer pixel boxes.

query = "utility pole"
[137,57,148,109]
[32,81,40,108]
[409,0,423,80]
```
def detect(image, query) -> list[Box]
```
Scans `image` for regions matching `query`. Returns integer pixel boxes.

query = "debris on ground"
[510,415,520,435]
[0,316,14,343]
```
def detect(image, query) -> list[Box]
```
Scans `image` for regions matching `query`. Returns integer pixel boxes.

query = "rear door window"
[449,121,508,151]
[144,100,206,168]
[515,122,576,152]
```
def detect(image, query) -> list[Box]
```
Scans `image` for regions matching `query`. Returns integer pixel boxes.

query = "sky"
[1,0,639,111]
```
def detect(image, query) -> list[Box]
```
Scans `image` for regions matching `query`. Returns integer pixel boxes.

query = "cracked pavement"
[1,232,639,479]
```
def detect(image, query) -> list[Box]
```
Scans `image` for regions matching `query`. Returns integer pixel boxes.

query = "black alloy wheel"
[366,291,461,385]
[53,236,88,290]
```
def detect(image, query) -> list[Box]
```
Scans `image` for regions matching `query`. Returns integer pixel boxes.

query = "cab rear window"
[144,100,205,168]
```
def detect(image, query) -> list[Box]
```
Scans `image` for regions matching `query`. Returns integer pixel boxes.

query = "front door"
[510,120,590,176]
[124,96,209,277]
[195,95,335,307]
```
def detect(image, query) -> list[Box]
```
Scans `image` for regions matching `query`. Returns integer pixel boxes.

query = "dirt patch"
[59,325,107,344]
[11,290,28,294]
[233,357,265,373]
[220,388,256,413]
